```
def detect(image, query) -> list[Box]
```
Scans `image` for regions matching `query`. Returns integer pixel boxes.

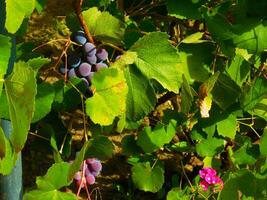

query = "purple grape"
[73,30,87,45]
[59,66,68,74]
[95,62,108,71]
[87,55,97,65]
[78,62,92,77]
[76,179,85,188]
[85,173,95,185]
[68,68,76,78]
[81,77,89,87]
[84,42,96,56]
[67,53,81,68]
[96,49,108,61]
[87,72,95,82]
[74,171,82,180]
[90,160,102,173]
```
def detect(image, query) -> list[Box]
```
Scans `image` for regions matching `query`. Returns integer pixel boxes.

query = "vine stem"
[75,0,94,44]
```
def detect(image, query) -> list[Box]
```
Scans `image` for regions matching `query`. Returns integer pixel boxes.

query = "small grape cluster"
[74,158,102,188]
[59,30,109,96]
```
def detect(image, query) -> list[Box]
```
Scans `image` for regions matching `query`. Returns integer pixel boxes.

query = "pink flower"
[198,167,223,192]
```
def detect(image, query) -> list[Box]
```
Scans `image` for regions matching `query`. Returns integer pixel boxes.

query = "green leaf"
[181,75,194,113]
[167,0,206,19]
[227,52,250,87]
[24,190,76,200]
[260,129,267,157]
[36,162,71,191]
[5,0,35,33]
[32,82,55,123]
[240,77,267,111]
[249,98,267,120]
[132,162,164,193]
[83,7,125,45]
[216,114,237,139]
[0,34,12,98]
[0,137,17,175]
[124,66,156,121]
[129,32,182,93]
[0,127,6,158]
[137,120,176,153]
[211,73,241,109]
[35,0,48,13]
[167,187,190,200]
[178,43,212,82]
[86,68,127,125]
[68,141,91,181]
[121,135,142,156]
[181,32,206,44]
[86,136,114,160]
[196,137,225,157]
[5,61,37,152]
[27,57,51,71]
[232,142,259,165]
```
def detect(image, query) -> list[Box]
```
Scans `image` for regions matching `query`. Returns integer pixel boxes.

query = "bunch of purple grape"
[59,30,109,96]
[74,158,102,188]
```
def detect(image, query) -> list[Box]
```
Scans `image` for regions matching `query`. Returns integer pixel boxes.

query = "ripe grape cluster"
[74,158,102,188]
[59,30,109,97]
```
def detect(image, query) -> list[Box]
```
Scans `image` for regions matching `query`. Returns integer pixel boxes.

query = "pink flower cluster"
[199,167,223,192]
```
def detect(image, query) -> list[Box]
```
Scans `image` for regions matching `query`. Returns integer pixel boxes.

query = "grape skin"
[96,49,108,61]
[73,30,87,45]
[78,62,92,77]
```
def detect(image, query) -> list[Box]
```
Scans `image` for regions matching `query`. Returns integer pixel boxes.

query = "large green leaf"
[211,73,241,109]
[36,162,71,191]
[86,68,127,125]
[226,52,250,87]
[85,136,114,160]
[23,190,76,200]
[166,0,206,19]
[0,34,12,98]
[137,120,176,153]
[5,61,37,152]
[232,141,259,165]
[240,77,267,111]
[132,162,164,193]
[129,32,182,93]
[196,137,225,157]
[216,114,237,139]
[167,187,191,200]
[83,7,125,45]
[259,129,267,157]
[124,66,156,121]
[27,57,51,71]
[32,82,55,123]
[181,75,194,114]
[5,0,35,33]
[178,43,212,83]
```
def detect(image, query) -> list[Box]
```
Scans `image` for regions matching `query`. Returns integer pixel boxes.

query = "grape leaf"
[24,190,76,200]
[36,162,71,191]
[32,82,55,123]
[240,77,267,111]
[5,61,37,152]
[132,162,164,193]
[137,120,176,153]
[259,129,267,157]
[5,0,35,33]
[167,187,190,200]
[27,57,51,71]
[83,7,125,45]
[129,32,182,93]
[216,114,237,139]
[86,68,127,125]
[0,34,12,98]
[167,0,206,19]
[85,136,114,160]
[124,66,156,121]
[181,75,194,114]
[211,73,241,109]
[196,137,225,157]
[227,52,250,87]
